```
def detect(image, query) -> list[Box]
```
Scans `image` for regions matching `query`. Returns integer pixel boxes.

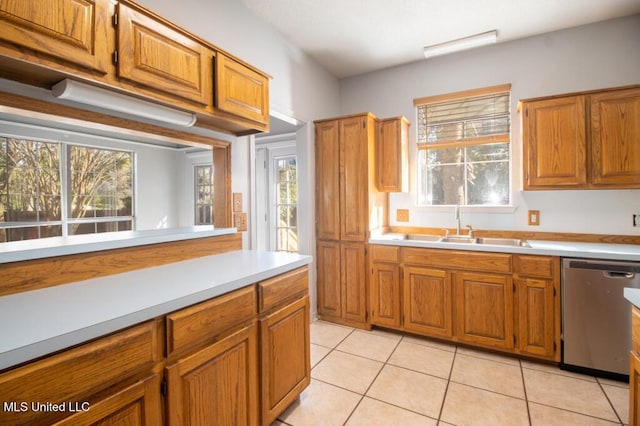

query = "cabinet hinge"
[554,341,557,352]
[553,287,557,297]
[113,13,118,27]
[160,379,167,397]
[362,120,365,129]
[113,50,118,64]
[525,108,528,117]
[513,334,517,345]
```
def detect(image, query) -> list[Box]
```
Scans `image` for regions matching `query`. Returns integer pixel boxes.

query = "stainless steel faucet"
[455,205,461,235]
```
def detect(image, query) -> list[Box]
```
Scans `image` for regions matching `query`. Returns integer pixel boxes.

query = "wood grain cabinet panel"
[315,120,341,241]
[117,2,212,105]
[0,0,110,73]
[259,267,308,312]
[215,52,269,125]
[316,240,342,318]
[165,323,259,426]
[340,116,369,242]
[259,296,310,425]
[631,350,640,426]
[522,95,587,188]
[591,87,640,186]
[455,272,514,350]
[376,116,409,192]
[341,242,368,324]
[52,374,162,426]
[370,262,401,328]
[403,267,453,338]
[515,278,555,357]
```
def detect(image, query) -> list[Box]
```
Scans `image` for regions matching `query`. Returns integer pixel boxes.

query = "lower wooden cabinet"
[455,272,514,350]
[629,306,640,425]
[368,245,560,361]
[165,323,259,426]
[53,374,162,426]
[317,240,368,328]
[0,320,163,425]
[0,266,311,426]
[260,296,310,425]
[403,266,452,338]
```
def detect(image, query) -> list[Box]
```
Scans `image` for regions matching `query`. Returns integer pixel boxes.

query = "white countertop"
[0,250,312,370]
[0,226,237,264]
[625,288,640,309]
[370,233,640,261]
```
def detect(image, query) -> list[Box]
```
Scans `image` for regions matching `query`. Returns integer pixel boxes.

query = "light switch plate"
[233,193,243,212]
[396,209,409,222]
[528,210,540,226]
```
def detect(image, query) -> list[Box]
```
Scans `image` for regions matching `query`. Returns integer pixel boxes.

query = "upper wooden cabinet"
[215,52,270,126]
[590,87,640,186]
[521,85,640,189]
[377,116,409,192]
[116,2,212,106]
[0,0,270,135]
[0,0,110,74]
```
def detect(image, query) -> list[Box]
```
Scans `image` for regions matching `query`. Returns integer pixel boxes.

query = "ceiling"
[241,0,640,79]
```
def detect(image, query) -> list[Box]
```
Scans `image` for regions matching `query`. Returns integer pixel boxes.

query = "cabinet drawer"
[514,255,556,278]
[371,245,399,263]
[166,286,256,356]
[402,247,512,274]
[259,267,309,313]
[0,320,161,425]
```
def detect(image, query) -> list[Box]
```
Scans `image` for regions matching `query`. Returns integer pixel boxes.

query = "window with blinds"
[414,84,511,206]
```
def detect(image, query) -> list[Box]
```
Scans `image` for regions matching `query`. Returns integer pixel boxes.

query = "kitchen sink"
[440,235,477,244]
[476,237,531,247]
[405,234,443,242]
[404,234,530,247]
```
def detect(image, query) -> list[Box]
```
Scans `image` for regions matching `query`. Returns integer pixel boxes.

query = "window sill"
[413,205,518,214]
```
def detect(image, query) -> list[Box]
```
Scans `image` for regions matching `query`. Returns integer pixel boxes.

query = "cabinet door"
[316,240,341,318]
[631,351,640,426]
[377,117,409,192]
[370,262,401,328]
[340,116,369,242]
[315,121,341,241]
[590,87,640,187]
[522,96,587,188]
[403,266,452,337]
[341,242,368,324]
[260,296,310,425]
[52,374,162,426]
[454,272,514,350]
[117,2,211,105]
[165,323,258,426]
[516,278,555,358]
[0,0,110,74]
[215,52,269,125]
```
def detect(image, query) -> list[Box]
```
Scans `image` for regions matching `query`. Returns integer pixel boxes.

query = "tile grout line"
[595,377,625,424]
[436,343,459,424]
[341,331,405,425]
[519,359,533,426]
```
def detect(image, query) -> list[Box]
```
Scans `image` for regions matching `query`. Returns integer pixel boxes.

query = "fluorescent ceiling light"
[424,30,497,58]
[51,79,197,127]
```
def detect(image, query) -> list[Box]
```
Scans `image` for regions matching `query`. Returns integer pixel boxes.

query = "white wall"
[340,15,640,236]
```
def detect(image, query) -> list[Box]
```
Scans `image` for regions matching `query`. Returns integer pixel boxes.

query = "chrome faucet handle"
[466,225,474,237]
[443,229,450,237]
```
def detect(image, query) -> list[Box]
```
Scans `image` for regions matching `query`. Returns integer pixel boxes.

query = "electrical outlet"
[396,209,409,222]
[233,193,243,212]
[634,214,640,228]
[234,212,247,231]
[528,210,540,226]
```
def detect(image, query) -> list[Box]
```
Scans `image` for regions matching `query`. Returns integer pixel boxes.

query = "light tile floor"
[273,321,630,426]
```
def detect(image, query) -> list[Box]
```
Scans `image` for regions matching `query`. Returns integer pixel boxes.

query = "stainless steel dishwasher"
[562,258,640,379]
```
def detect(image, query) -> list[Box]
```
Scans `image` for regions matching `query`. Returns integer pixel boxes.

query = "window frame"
[414,84,512,207]
[0,136,136,241]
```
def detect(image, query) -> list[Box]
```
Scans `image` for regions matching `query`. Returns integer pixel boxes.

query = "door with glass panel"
[256,142,298,252]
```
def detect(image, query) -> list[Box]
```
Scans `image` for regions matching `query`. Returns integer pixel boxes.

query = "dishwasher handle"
[604,271,636,279]
[568,260,640,275]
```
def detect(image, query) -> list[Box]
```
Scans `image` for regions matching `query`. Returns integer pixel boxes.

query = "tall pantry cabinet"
[315,113,387,329]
